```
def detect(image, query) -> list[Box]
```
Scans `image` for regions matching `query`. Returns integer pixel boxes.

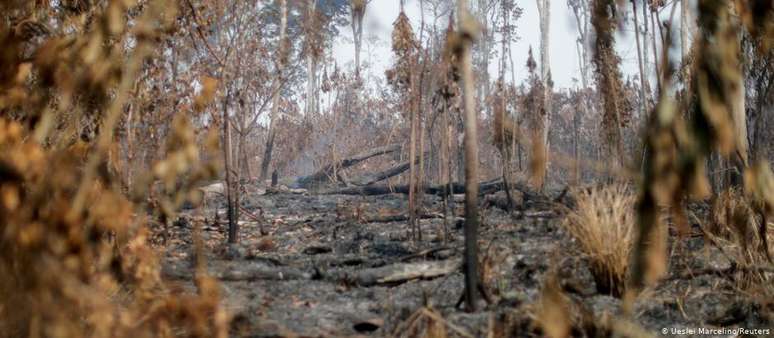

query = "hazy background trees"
[14,0,767,243]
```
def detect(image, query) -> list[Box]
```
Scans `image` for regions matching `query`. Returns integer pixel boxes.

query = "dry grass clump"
[708,188,744,239]
[706,188,771,269]
[564,184,636,296]
[702,164,773,320]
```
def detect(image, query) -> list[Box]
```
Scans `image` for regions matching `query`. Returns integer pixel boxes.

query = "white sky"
[332,0,682,90]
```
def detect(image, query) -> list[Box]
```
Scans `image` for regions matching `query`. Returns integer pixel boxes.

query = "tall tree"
[304,0,324,117]
[535,0,552,189]
[260,0,289,181]
[475,0,497,110]
[568,0,592,183]
[351,0,367,78]
[452,0,482,312]
[632,0,648,117]
[680,0,693,98]
[388,10,421,239]
[591,0,626,169]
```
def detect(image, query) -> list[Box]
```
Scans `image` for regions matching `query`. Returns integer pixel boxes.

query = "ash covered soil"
[154,187,773,337]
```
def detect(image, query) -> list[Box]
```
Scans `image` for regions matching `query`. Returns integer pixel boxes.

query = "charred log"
[294,143,401,188]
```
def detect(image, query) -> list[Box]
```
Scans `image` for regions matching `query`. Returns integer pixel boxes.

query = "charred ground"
[154,186,772,337]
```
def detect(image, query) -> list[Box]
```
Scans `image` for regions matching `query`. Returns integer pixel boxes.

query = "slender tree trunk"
[441,101,452,242]
[306,0,320,117]
[456,0,480,313]
[641,0,650,95]
[536,0,551,190]
[751,81,770,162]
[260,0,288,181]
[681,0,688,67]
[456,117,465,183]
[680,0,692,98]
[237,112,250,179]
[572,0,589,182]
[351,0,366,78]
[418,114,427,235]
[306,55,318,116]
[260,129,276,180]
[506,34,521,171]
[570,0,590,184]
[224,94,238,243]
[477,0,491,112]
[126,103,134,190]
[650,9,661,93]
[632,0,648,117]
[536,0,550,82]
[408,91,419,240]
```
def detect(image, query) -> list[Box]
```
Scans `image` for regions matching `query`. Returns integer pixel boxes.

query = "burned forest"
[2,0,774,337]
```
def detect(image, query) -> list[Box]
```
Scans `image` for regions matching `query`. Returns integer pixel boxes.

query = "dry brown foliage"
[0,1,228,337]
[521,48,547,188]
[533,274,571,338]
[0,118,227,338]
[702,184,773,319]
[386,11,419,97]
[706,188,770,266]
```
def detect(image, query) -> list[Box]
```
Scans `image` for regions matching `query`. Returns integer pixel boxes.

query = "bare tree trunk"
[351,0,366,78]
[441,101,452,242]
[680,0,692,99]
[418,105,427,239]
[476,0,491,112]
[681,0,688,67]
[632,0,648,117]
[536,0,551,190]
[641,0,650,95]
[650,9,661,93]
[306,55,319,116]
[126,103,134,190]
[573,40,587,183]
[260,0,288,181]
[456,117,465,183]
[224,94,238,243]
[237,105,250,179]
[751,81,771,162]
[456,0,481,313]
[569,0,590,184]
[572,89,581,184]
[731,80,748,184]
[408,91,419,240]
[536,0,551,82]
[506,35,521,171]
[260,129,275,182]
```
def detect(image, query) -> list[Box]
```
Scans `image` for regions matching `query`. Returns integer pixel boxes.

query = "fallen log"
[161,266,312,282]
[351,160,411,186]
[518,210,557,218]
[294,143,401,188]
[324,259,461,286]
[322,178,521,197]
[164,257,459,286]
[362,212,462,223]
[218,265,312,281]
[350,152,430,186]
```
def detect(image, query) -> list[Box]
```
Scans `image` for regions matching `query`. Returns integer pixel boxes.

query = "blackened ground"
[155,189,773,337]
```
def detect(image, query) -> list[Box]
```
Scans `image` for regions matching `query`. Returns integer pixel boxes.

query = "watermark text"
[661,326,770,336]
